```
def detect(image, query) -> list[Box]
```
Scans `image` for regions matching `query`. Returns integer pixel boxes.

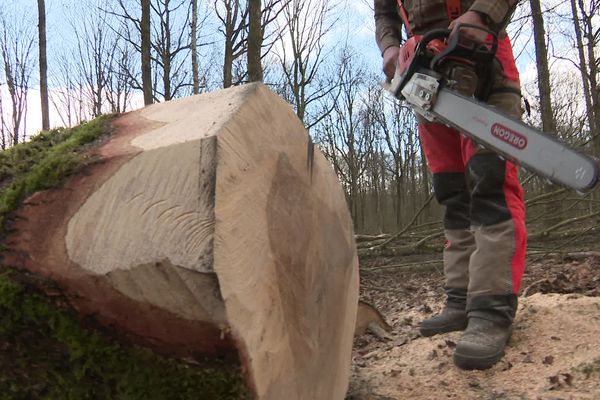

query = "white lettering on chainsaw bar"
[491,123,527,150]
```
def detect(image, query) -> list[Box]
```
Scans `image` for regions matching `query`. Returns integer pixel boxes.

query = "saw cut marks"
[66,137,216,275]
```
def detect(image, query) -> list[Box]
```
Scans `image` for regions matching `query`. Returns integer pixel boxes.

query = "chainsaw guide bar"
[384,26,599,192]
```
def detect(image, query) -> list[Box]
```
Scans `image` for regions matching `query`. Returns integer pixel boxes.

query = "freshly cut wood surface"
[3,83,359,400]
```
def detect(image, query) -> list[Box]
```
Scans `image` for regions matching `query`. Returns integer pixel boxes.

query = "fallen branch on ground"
[361,259,442,272]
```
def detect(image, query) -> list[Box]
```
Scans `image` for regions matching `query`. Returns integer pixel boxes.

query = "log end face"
[2,83,358,396]
[132,84,261,151]
[212,84,359,399]
[1,88,261,356]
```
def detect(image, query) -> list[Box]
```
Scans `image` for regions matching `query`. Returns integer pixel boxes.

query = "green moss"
[0,116,111,229]
[0,118,249,399]
[0,272,248,400]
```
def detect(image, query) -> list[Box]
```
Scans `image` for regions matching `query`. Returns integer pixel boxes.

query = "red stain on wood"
[1,111,235,358]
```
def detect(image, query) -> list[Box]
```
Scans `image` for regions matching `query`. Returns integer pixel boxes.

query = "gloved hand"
[382,46,400,80]
[449,10,489,42]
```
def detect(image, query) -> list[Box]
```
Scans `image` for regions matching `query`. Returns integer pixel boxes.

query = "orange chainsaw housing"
[398,35,448,77]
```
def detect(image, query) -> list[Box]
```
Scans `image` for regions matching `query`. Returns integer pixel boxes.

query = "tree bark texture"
[577,0,600,156]
[247,0,263,82]
[37,0,50,131]
[529,0,556,133]
[570,0,595,141]
[221,0,243,88]
[191,0,200,94]
[141,0,153,105]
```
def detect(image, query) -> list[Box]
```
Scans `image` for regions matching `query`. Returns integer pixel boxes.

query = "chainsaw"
[384,25,599,193]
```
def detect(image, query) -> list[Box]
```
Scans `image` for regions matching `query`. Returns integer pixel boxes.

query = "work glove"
[382,46,400,80]
[449,10,489,42]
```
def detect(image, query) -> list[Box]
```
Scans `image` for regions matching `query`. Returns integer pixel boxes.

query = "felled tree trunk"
[3,83,359,400]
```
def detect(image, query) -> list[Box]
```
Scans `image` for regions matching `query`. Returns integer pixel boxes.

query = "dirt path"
[349,253,600,399]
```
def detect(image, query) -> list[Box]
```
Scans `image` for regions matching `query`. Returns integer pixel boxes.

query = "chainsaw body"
[384,25,599,192]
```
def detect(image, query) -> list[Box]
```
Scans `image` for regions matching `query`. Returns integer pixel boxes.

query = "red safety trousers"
[419,36,527,318]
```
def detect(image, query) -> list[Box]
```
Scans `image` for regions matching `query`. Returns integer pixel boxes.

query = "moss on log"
[0,117,248,400]
[0,271,248,400]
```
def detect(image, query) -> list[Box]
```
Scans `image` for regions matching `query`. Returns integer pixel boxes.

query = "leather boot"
[453,317,512,369]
[419,306,468,337]
[419,288,468,337]
[420,173,474,337]
[453,295,517,370]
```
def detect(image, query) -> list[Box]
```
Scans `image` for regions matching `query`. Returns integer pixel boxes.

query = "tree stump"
[3,83,359,400]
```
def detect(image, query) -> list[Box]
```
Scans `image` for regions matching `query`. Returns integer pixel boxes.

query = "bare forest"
[0,0,599,261]
[0,0,600,399]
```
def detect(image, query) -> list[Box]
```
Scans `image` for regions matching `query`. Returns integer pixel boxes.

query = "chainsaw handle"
[389,26,498,99]
[390,29,450,97]
[417,29,453,53]
[430,24,498,70]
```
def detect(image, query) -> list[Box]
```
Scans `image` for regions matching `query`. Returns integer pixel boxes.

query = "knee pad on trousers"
[466,154,511,227]
[433,172,470,230]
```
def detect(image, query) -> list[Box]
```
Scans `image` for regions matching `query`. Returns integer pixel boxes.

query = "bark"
[150,0,193,101]
[379,150,387,231]
[570,0,595,140]
[141,0,153,105]
[223,2,234,88]
[0,90,6,149]
[113,0,191,102]
[160,0,173,100]
[217,0,285,88]
[529,0,556,133]
[217,0,246,88]
[37,0,50,131]
[577,0,600,155]
[222,4,233,87]
[420,145,431,211]
[247,0,263,82]
[191,0,199,94]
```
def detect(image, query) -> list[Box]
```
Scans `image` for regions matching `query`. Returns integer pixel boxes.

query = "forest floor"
[348,246,600,400]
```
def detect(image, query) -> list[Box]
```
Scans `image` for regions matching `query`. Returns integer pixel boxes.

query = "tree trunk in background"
[570,0,594,141]
[420,145,430,219]
[348,144,357,225]
[223,30,233,87]
[158,1,172,101]
[529,0,556,134]
[277,0,334,127]
[529,0,561,225]
[407,130,417,218]
[576,0,600,156]
[216,0,248,88]
[0,95,5,149]
[379,151,387,232]
[37,0,50,131]
[0,17,35,145]
[394,173,402,229]
[191,0,200,94]
[150,0,194,101]
[221,0,237,88]
[72,11,115,118]
[141,0,153,105]
[369,150,383,233]
[247,0,263,82]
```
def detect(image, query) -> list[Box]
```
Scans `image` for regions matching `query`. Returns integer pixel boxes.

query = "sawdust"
[349,254,600,400]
